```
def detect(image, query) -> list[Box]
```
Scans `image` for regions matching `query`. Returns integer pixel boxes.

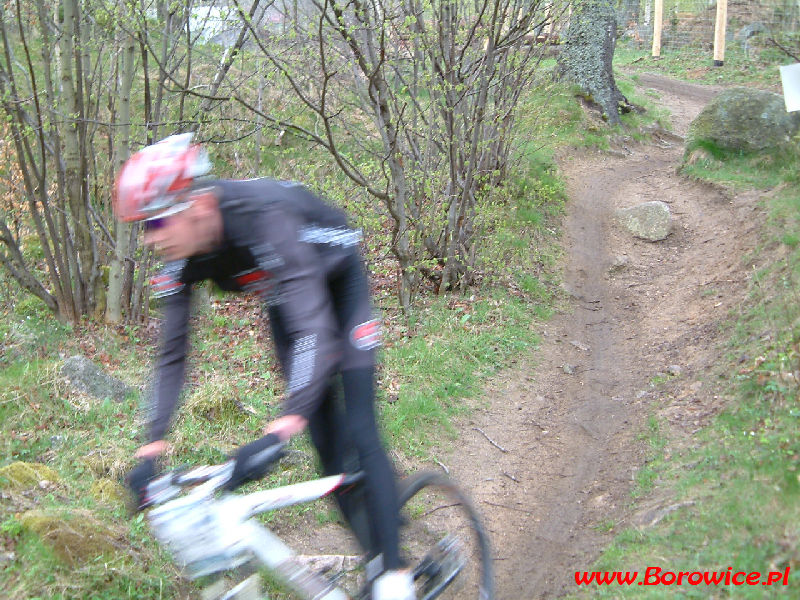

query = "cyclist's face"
[143,194,222,261]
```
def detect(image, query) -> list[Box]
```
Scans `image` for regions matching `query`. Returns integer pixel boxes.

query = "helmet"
[114,133,211,222]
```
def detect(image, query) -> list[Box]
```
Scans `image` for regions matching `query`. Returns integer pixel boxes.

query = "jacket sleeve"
[148,284,192,442]
[251,205,340,420]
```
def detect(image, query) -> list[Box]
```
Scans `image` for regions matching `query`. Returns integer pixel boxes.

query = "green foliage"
[14,296,50,320]
[682,139,800,193]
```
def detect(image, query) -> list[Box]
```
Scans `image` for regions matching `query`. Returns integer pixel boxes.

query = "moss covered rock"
[688,87,800,154]
[90,478,128,504]
[18,509,121,566]
[0,461,60,491]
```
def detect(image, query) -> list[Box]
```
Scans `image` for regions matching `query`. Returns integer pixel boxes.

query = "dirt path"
[442,74,765,598]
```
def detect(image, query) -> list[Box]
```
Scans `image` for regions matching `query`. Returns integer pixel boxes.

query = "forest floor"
[439,73,769,598]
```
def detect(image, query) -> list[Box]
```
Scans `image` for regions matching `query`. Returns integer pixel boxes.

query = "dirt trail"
[443,74,765,598]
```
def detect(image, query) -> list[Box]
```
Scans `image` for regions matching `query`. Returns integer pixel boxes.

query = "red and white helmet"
[113,133,211,222]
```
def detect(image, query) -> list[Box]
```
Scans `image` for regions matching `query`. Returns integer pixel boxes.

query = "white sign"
[779,63,800,113]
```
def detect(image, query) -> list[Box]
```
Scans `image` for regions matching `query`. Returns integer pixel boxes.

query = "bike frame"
[146,463,367,600]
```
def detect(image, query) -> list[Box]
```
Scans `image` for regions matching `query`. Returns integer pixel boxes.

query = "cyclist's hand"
[224,433,286,491]
[264,414,308,441]
[126,457,156,511]
[135,440,170,459]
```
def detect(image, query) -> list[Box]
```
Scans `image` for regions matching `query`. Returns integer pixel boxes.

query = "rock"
[0,461,60,491]
[295,554,361,574]
[734,22,767,42]
[633,501,696,529]
[18,509,121,566]
[684,146,714,166]
[61,355,133,401]
[616,201,672,241]
[610,255,629,270]
[687,87,800,154]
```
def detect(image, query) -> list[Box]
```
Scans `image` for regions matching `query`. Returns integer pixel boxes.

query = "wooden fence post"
[652,0,663,58]
[713,0,728,66]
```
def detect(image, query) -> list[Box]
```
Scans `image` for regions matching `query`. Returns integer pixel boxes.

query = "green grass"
[380,290,542,457]
[681,136,800,192]
[615,42,793,89]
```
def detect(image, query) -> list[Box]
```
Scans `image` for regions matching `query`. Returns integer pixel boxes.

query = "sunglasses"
[143,216,168,232]
[142,201,192,232]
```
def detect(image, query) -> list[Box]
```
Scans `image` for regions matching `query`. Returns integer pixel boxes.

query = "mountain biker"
[115,133,414,600]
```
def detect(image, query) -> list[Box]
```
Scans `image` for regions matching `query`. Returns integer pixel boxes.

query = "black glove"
[126,458,156,511]
[224,433,285,491]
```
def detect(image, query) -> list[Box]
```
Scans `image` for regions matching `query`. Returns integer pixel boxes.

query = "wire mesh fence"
[616,0,800,61]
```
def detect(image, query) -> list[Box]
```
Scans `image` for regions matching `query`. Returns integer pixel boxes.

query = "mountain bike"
[144,459,493,599]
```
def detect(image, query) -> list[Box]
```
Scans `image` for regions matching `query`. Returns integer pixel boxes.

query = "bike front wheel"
[396,471,494,600]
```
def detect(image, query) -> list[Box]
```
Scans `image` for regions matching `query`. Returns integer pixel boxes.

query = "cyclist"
[116,133,414,600]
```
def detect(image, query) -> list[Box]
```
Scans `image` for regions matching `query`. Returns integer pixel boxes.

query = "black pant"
[269,254,401,569]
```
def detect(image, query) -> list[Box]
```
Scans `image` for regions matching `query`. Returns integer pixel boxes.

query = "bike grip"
[224,433,286,491]
[125,458,156,510]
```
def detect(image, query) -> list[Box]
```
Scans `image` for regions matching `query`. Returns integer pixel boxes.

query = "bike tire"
[396,471,494,600]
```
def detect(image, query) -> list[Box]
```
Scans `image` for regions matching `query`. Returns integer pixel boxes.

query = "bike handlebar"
[145,462,235,507]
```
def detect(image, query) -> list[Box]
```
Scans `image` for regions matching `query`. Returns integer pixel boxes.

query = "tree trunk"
[107,26,136,323]
[60,0,96,314]
[558,0,635,125]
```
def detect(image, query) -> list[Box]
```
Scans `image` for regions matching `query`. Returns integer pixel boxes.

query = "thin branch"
[482,500,532,515]
[472,427,508,453]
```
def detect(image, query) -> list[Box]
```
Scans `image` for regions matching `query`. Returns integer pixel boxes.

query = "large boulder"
[616,201,672,242]
[688,87,800,154]
[61,355,133,401]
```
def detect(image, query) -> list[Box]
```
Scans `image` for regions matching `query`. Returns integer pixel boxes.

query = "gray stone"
[633,501,696,529]
[687,87,800,154]
[616,201,672,241]
[734,22,767,43]
[61,355,133,402]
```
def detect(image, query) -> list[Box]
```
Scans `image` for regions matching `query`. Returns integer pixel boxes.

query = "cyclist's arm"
[147,283,193,444]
